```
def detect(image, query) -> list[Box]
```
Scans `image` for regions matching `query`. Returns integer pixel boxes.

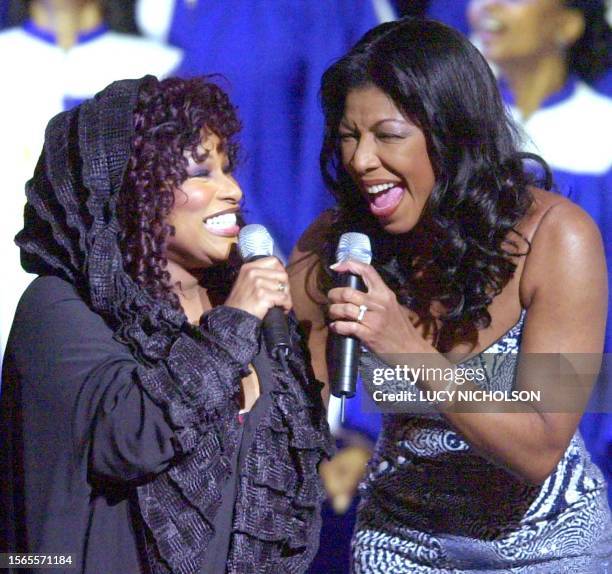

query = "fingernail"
[329,262,340,270]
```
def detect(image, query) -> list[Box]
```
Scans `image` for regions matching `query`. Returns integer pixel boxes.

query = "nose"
[349,136,380,175]
[219,173,242,204]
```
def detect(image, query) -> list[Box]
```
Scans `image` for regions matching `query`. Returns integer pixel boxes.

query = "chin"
[485,47,515,67]
[380,220,417,235]
[207,237,237,259]
[377,209,419,235]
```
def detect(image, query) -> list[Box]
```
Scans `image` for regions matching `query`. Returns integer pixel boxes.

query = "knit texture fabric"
[16,76,333,573]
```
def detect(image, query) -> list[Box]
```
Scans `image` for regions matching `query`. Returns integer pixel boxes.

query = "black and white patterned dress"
[353,311,612,573]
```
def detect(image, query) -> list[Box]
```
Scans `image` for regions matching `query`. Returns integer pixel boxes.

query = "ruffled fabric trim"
[136,306,262,574]
[137,309,333,574]
[228,318,334,573]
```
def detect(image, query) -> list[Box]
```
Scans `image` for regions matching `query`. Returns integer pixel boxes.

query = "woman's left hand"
[328,259,426,355]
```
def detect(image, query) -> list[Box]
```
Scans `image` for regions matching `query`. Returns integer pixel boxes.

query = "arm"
[11,279,259,483]
[90,254,293,479]
[329,201,607,484]
[8,280,176,482]
[465,201,607,483]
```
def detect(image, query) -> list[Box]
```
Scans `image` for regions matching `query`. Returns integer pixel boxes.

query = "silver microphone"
[330,232,372,422]
[238,224,291,370]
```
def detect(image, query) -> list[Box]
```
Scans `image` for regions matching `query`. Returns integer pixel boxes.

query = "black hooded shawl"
[14,77,333,573]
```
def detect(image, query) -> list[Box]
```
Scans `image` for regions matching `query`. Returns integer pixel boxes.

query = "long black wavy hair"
[565,0,611,84]
[320,18,550,348]
[117,76,242,308]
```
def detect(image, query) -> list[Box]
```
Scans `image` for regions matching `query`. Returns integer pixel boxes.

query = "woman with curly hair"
[289,18,611,572]
[0,75,332,574]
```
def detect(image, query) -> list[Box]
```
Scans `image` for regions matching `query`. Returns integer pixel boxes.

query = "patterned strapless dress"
[353,311,612,573]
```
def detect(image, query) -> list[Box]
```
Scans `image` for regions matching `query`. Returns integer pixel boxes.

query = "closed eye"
[376,132,406,140]
[190,169,211,178]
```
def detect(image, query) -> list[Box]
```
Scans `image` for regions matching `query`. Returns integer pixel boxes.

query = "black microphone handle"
[244,255,292,360]
[262,306,291,355]
[330,273,366,399]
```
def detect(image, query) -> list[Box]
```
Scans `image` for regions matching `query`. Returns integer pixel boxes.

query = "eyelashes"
[377,133,406,140]
[189,170,211,178]
[188,164,233,178]
[338,132,407,142]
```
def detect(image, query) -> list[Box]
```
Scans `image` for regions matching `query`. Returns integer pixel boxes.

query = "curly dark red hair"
[117,76,242,307]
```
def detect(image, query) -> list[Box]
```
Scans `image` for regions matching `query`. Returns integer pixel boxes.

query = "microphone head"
[336,232,372,265]
[238,224,275,260]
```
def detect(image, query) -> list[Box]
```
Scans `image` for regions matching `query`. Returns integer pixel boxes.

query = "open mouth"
[203,211,240,237]
[365,182,406,218]
[475,16,505,38]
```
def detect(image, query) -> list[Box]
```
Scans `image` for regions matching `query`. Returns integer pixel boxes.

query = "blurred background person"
[393,0,472,35]
[0,0,182,359]
[393,0,612,96]
[468,0,612,503]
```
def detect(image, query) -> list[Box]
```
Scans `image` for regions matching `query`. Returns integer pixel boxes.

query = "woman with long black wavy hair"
[0,75,332,573]
[289,18,611,572]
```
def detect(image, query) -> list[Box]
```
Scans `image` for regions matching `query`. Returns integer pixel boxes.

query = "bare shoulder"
[288,210,335,322]
[520,188,606,305]
[526,188,602,250]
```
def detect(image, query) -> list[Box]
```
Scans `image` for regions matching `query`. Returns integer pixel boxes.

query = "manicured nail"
[329,262,340,270]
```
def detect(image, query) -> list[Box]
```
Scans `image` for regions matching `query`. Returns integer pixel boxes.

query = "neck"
[166,261,212,324]
[30,0,104,50]
[499,53,568,120]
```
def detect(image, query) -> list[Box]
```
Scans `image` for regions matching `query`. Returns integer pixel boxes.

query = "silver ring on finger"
[276,281,288,293]
[356,304,368,323]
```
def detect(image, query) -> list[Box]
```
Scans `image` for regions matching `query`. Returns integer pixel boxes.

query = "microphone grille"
[238,224,274,260]
[336,232,372,265]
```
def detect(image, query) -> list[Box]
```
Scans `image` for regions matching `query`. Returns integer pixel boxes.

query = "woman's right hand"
[225,256,292,320]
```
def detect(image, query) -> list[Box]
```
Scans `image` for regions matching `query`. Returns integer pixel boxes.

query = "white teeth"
[367,182,396,194]
[479,17,503,32]
[205,213,237,227]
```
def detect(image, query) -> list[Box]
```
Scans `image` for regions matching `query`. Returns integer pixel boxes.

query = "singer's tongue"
[368,186,404,217]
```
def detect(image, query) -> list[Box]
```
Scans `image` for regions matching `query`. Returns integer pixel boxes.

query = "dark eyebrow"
[339,118,410,131]
[339,120,356,130]
[371,118,409,129]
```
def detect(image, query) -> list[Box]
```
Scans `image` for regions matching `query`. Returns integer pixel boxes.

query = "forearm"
[441,406,569,484]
